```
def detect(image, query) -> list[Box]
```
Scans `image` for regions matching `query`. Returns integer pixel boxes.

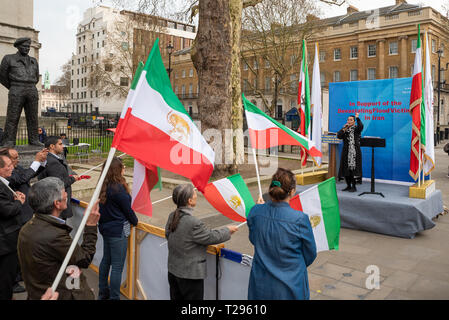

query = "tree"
[241,0,321,118]
[55,59,72,100]
[108,0,346,176]
[90,3,168,100]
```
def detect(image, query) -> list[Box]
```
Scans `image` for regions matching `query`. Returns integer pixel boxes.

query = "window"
[385,14,399,21]
[253,59,259,70]
[432,39,437,53]
[189,69,193,77]
[189,83,193,97]
[265,77,271,91]
[350,70,358,81]
[411,39,417,53]
[319,51,325,62]
[121,42,129,50]
[182,70,186,78]
[350,46,358,59]
[105,64,113,72]
[243,61,248,71]
[367,68,376,80]
[290,55,296,66]
[389,66,399,79]
[120,77,129,86]
[320,72,325,87]
[368,44,376,57]
[432,65,436,80]
[333,71,341,82]
[181,85,186,98]
[334,48,341,61]
[389,41,398,55]
[290,74,296,89]
[265,59,270,68]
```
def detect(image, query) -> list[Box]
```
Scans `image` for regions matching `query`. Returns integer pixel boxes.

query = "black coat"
[38,153,76,219]
[0,181,22,256]
[337,118,364,177]
[8,164,45,225]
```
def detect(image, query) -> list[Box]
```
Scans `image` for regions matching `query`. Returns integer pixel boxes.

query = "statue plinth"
[15,145,43,168]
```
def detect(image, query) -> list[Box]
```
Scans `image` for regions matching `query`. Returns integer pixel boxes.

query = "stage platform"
[294,181,444,239]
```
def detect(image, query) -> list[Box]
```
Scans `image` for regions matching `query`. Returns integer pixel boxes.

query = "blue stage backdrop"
[329,78,415,183]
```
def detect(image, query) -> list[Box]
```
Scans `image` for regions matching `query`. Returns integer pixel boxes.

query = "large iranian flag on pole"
[289,177,340,252]
[298,39,311,167]
[202,174,255,223]
[423,30,435,175]
[409,25,424,181]
[311,43,322,167]
[243,94,321,158]
[112,39,215,192]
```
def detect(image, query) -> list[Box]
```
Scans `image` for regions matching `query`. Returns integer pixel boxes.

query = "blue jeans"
[98,232,128,300]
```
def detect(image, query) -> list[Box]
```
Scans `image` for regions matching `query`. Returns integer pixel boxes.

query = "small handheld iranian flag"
[289,177,340,252]
[298,39,311,167]
[202,174,255,222]
[243,94,321,158]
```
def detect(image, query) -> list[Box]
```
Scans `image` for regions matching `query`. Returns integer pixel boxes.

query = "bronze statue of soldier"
[0,37,43,147]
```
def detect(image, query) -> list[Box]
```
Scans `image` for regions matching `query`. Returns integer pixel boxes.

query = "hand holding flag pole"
[51,147,117,292]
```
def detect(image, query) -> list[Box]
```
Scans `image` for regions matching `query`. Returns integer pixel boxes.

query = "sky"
[34,0,448,84]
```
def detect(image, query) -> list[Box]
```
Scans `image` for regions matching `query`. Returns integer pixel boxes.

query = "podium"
[359,137,386,198]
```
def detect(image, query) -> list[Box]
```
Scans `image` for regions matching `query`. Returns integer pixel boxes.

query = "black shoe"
[348,186,357,192]
[342,186,351,191]
[13,283,26,294]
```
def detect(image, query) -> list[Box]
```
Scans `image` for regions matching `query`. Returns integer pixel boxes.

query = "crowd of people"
[0,129,318,300]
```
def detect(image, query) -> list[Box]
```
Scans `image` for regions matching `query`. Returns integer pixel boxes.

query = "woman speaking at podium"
[337,113,363,192]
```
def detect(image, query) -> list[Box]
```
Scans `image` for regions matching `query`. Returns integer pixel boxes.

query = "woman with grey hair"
[165,184,238,300]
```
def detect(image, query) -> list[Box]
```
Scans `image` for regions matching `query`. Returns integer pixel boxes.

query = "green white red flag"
[289,177,340,252]
[298,39,311,167]
[409,25,424,181]
[202,174,255,222]
[112,39,215,192]
[423,30,435,175]
[311,43,322,167]
[243,94,321,158]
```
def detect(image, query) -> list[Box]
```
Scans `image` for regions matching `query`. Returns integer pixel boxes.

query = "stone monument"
[0,37,44,166]
[0,37,43,148]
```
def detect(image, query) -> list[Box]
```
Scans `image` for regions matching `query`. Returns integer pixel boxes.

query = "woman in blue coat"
[98,157,138,300]
[247,168,317,300]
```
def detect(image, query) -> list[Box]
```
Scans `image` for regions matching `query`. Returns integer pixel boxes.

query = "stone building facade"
[0,0,41,117]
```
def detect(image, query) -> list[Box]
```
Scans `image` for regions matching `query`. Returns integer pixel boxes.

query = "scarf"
[347,125,356,170]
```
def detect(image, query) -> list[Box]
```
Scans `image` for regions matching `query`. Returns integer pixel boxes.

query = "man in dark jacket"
[38,136,79,219]
[17,177,100,300]
[2,147,48,225]
[0,155,25,300]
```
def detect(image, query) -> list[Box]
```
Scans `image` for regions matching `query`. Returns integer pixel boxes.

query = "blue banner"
[329,78,414,183]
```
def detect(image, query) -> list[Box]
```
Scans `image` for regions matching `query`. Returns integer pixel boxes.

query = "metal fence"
[15,125,115,158]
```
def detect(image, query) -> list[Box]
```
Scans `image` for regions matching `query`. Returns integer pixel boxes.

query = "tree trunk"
[230,0,245,168]
[191,0,236,177]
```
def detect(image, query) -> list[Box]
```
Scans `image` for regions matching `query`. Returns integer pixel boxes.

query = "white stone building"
[0,0,40,117]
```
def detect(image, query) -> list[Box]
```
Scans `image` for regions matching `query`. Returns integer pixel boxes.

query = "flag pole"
[252,147,263,199]
[51,147,117,292]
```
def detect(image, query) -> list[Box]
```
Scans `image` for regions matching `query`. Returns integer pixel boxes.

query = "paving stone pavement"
[13,142,449,300]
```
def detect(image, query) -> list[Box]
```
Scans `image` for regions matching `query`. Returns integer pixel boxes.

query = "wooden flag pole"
[252,148,263,199]
[51,147,117,292]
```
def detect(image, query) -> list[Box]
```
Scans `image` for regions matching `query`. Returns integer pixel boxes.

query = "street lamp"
[166,43,174,80]
[436,48,449,144]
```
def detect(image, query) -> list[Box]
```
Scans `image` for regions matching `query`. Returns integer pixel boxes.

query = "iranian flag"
[131,160,162,217]
[298,39,311,167]
[289,177,340,252]
[202,174,255,222]
[311,43,322,167]
[423,30,435,175]
[409,25,424,181]
[112,38,215,192]
[243,94,321,158]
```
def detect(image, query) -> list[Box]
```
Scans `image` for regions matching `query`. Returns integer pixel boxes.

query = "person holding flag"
[247,168,317,300]
[165,184,238,300]
[97,157,138,300]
